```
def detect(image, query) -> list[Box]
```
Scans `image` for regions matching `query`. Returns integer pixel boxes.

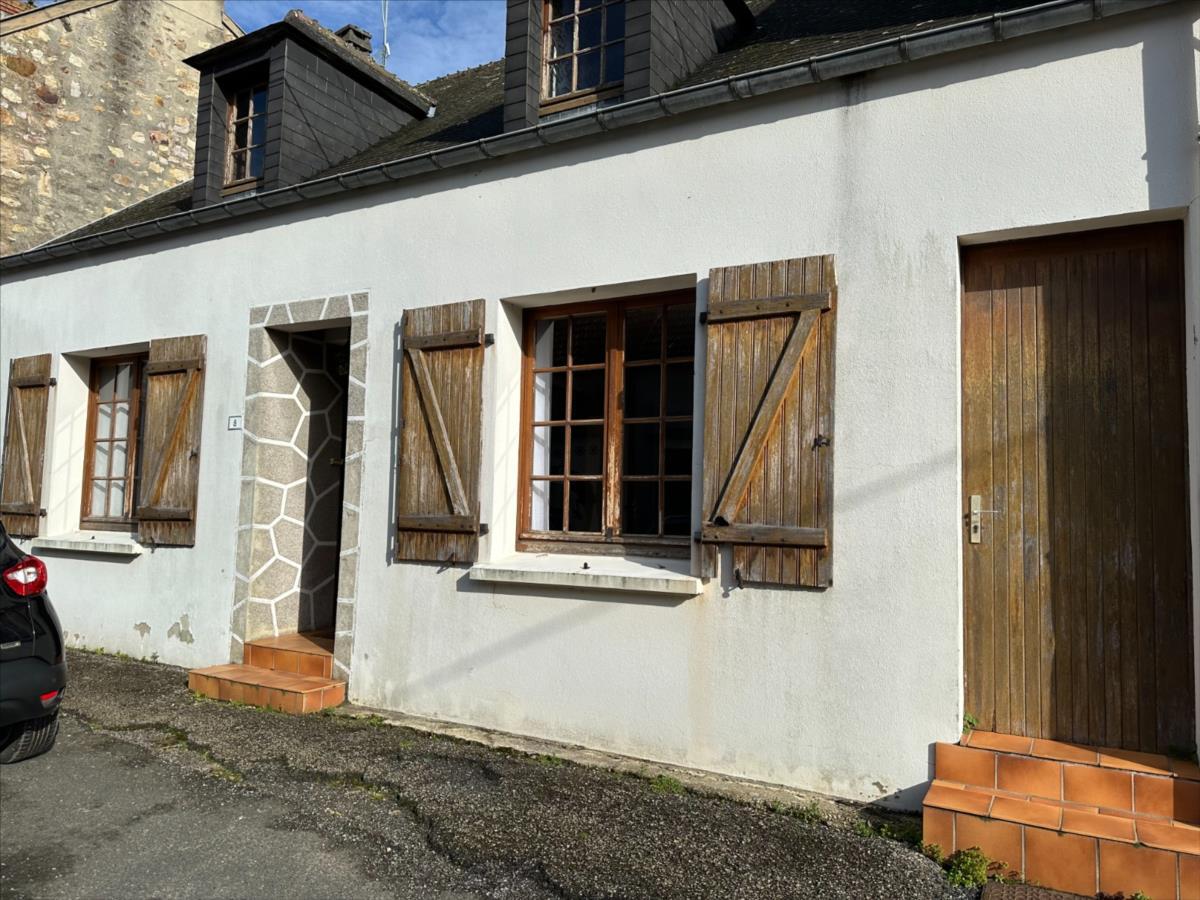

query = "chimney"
[335,24,372,55]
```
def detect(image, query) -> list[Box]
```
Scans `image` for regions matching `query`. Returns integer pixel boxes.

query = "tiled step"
[925,731,1200,899]
[936,731,1200,823]
[243,631,334,679]
[188,663,345,714]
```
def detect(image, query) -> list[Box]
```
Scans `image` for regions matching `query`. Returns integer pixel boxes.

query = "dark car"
[0,520,65,763]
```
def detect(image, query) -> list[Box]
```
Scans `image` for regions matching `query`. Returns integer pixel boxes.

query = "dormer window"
[225,81,268,191]
[544,0,624,108]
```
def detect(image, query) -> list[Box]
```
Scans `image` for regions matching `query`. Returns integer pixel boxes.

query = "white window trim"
[32,531,142,557]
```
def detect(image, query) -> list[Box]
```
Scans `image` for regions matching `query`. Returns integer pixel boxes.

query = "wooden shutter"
[396,299,486,563]
[136,335,206,546]
[0,354,53,538]
[700,255,836,587]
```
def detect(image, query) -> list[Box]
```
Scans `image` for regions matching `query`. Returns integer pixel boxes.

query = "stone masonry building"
[0,0,240,255]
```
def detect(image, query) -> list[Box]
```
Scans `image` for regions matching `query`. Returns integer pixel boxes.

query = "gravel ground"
[2,650,977,899]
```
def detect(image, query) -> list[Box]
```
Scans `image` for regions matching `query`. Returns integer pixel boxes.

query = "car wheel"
[0,712,59,764]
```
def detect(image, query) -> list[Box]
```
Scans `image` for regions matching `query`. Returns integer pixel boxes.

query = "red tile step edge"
[924,780,1199,899]
[935,736,1200,825]
[188,663,345,714]
[243,631,335,680]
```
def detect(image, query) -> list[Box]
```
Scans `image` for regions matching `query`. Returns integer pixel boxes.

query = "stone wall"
[0,0,234,255]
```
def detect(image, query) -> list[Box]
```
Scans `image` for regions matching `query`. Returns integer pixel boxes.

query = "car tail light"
[2,556,47,597]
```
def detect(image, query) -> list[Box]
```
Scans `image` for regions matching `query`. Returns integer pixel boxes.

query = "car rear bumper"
[0,656,66,728]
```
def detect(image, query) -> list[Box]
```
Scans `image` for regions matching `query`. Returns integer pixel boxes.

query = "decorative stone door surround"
[231,292,368,682]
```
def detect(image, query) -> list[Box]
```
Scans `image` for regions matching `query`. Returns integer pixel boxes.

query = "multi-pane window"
[544,0,625,101]
[226,83,267,188]
[521,293,695,555]
[82,356,146,528]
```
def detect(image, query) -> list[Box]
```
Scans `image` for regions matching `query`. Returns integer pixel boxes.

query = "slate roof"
[55,0,1054,245]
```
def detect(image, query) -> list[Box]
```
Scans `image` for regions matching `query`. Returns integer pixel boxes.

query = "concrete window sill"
[32,532,143,557]
[469,554,702,597]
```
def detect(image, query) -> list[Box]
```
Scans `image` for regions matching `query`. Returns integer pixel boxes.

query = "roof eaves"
[0,0,1175,274]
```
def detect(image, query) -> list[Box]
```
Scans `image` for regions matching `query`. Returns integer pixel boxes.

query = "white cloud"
[224,0,505,84]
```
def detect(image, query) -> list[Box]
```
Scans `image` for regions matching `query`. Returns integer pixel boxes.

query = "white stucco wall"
[1,5,1196,805]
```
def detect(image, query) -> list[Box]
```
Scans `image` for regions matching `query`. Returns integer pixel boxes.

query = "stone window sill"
[32,531,143,557]
[469,553,702,598]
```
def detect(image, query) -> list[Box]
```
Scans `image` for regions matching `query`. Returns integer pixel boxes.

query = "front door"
[961,222,1194,754]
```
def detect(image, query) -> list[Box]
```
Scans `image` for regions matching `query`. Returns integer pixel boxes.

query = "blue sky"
[226,0,506,85]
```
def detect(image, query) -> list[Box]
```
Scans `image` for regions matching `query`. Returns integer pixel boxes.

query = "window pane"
[98,365,116,402]
[114,403,130,440]
[624,306,661,361]
[664,421,691,475]
[665,362,693,416]
[94,403,112,439]
[115,363,132,399]
[569,424,603,475]
[234,89,250,118]
[549,19,573,58]
[531,480,564,531]
[532,425,565,476]
[232,151,247,181]
[663,481,691,535]
[107,479,126,518]
[91,480,107,517]
[533,371,566,421]
[234,119,249,151]
[549,0,573,18]
[623,423,658,475]
[534,318,568,368]
[548,59,572,97]
[579,0,601,9]
[251,113,267,146]
[249,145,265,178]
[576,49,600,91]
[577,10,601,49]
[92,441,110,478]
[568,481,602,532]
[604,41,624,83]
[252,86,268,115]
[571,314,606,364]
[622,482,658,535]
[624,365,660,418]
[111,440,128,478]
[665,303,695,357]
[570,369,605,420]
[605,6,624,41]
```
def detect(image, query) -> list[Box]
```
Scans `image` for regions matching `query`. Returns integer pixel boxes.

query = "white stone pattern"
[232,293,367,681]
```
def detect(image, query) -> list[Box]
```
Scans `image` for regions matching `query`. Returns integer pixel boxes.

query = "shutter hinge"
[699,311,709,325]
[484,333,495,346]
[478,522,489,535]
[39,508,47,517]
[48,377,57,387]
[813,434,831,449]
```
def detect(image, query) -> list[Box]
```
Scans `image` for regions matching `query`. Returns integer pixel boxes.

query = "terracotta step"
[188,662,345,714]
[935,731,1200,824]
[924,779,1199,899]
[243,631,334,679]
[926,731,1200,899]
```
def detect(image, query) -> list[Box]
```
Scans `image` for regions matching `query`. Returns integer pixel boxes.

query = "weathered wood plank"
[403,326,484,351]
[705,291,830,323]
[699,524,826,547]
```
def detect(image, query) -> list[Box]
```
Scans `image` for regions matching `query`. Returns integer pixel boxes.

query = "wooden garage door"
[962,222,1193,754]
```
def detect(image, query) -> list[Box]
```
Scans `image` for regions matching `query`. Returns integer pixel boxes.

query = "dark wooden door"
[961,222,1193,754]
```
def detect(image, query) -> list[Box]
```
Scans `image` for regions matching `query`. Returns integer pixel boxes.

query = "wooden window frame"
[517,290,695,558]
[223,80,268,193]
[541,0,625,108]
[80,354,146,532]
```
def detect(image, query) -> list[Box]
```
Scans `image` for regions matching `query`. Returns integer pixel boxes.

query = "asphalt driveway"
[0,650,971,899]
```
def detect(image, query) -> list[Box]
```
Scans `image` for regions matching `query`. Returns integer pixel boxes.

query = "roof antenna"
[379,0,391,68]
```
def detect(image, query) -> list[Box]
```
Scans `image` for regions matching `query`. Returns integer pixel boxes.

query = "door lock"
[968,495,1001,544]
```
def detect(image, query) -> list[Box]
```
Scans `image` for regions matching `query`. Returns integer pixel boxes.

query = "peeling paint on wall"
[166,614,193,644]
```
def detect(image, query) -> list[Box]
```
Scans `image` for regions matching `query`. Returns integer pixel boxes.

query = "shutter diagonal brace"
[138,367,200,519]
[405,346,470,518]
[707,308,825,544]
[10,382,33,508]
